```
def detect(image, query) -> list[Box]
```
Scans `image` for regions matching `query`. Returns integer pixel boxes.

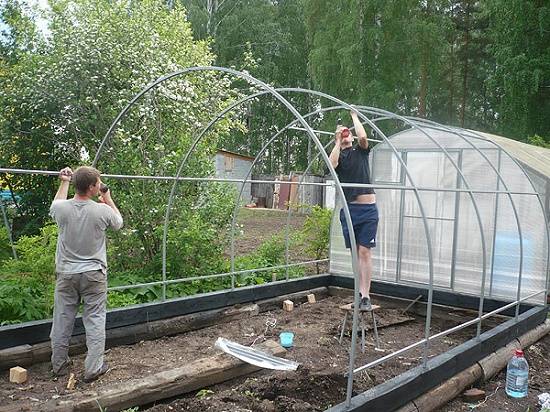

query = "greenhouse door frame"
[395,148,463,291]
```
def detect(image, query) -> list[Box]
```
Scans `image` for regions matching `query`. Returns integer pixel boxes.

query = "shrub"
[300,206,332,273]
[0,227,14,264]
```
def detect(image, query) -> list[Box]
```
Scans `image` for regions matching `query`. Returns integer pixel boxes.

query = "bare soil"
[0,294,502,412]
[2,209,547,411]
[234,208,307,256]
[438,331,550,412]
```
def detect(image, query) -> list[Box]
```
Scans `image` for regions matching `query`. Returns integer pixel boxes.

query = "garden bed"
[0,293,504,412]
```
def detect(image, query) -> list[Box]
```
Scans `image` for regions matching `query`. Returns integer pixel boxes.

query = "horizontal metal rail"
[108,258,329,292]
[288,126,384,142]
[403,215,455,222]
[0,168,541,196]
[353,289,546,374]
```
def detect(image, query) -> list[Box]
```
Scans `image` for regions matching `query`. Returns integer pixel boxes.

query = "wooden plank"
[0,304,259,371]
[411,364,483,411]
[0,275,331,350]
[45,340,286,412]
[339,303,381,311]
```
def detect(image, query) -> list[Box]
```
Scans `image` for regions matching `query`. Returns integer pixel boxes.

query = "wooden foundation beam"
[0,304,259,370]
[44,340,285,412]
[394,319,550,412]
[0,287,327,371]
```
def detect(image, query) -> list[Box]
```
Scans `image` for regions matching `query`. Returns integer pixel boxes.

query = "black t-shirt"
[335,144,375,202]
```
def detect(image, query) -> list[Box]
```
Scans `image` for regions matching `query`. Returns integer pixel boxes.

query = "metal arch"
[226,104,387,283]
[315,102,490,355]
[161,83,434,407]
[395,118,527,309]
[397,116,526,326]
[227,105,354,285]
[357,108,502,339]
[266,89,435,406]
[118,68,361,315]
[0,199,17,259]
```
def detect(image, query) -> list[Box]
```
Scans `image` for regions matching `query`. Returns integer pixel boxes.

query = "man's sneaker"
[52,359,72,377]
[350,293,362,309]
[83,363,109,383]
[359,297,372,311]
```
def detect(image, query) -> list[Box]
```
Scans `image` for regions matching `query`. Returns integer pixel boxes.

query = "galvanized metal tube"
[401,119,529,326]
[449,150,463,290]
[356,107,488,368]
[488,150,502,297]
[352,289,546,375]
[261,89,434,407]
[0,199,17,259]
[107,258,328,292]
[0,168,542,195]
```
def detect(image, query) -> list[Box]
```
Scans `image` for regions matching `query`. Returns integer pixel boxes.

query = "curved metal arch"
[109,68,361,323]
[410,119,549,310]
[357,107,515,337]
[227,105,350,284]
[275,90,492,356]
[226,103,390,284]
[159,83,434,406]
[264,89,436,403]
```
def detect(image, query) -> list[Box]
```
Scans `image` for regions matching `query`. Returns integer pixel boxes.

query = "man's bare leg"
[358,245,373,307]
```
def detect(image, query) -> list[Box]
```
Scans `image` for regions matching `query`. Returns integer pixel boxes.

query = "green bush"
[0,224,57,324]
[0,227,14,264]
[300,206,332,274]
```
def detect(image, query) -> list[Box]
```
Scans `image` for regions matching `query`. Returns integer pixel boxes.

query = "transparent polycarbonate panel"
[329,125,548,306]
[399,215,453,288]
[390,127,498,151]
[372,148,402,184]
[372,188,402,281]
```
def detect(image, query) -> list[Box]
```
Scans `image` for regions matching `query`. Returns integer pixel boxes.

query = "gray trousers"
[50,269,107,378]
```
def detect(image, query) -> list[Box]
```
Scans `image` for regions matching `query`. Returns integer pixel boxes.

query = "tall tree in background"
[181,0,313,174]
[485,0,550,143]
[0,0,240,236]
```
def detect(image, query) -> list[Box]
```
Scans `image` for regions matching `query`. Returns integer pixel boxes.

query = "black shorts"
[339,203,379,249]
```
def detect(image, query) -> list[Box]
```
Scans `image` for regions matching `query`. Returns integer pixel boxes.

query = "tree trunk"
[419,53,427,118]
[206,0,218,37]
[460,2,471,128]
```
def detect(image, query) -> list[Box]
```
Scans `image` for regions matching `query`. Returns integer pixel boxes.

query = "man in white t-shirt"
[49,166,122,382]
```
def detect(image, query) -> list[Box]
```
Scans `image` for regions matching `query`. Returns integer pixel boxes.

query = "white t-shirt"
[50,199,123,275]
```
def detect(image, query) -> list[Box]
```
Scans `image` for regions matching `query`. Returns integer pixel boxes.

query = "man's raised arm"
[351,110,369,150]
[54,167,73,201]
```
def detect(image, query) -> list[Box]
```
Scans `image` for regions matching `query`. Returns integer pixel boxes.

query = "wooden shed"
[215,149,254,204]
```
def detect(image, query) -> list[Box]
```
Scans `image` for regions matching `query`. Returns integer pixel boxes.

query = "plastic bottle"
[505,349,529,398]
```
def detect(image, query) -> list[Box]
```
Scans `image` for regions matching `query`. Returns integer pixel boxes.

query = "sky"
[0,0,50,42]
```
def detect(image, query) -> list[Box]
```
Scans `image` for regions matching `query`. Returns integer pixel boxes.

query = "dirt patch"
[0,294,499,411]
[438,331,550,412]
[234,208,308,256]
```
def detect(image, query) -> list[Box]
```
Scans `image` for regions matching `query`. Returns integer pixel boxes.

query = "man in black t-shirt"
[329,111,378,311]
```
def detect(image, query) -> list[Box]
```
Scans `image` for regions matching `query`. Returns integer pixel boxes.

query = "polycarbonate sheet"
[329,126,548,305]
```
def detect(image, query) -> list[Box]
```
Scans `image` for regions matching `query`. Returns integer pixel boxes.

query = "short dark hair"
[73,166,100,195]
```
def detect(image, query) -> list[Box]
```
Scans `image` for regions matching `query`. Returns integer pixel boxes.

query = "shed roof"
[216,149,254,162]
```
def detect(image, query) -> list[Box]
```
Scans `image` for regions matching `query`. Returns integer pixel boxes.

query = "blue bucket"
[279,332,294,348]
